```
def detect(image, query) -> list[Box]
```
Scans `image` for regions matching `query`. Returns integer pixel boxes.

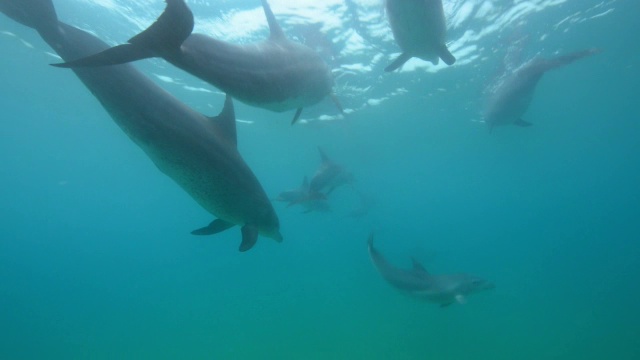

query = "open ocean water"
[1,0,639,358]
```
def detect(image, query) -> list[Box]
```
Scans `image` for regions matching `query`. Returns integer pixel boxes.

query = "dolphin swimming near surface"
[309,147,354,195]
[384,0,455,72]
[51,0,341,124]
[368,234,494,306]
[0,0,282,252]
[273,176,330,214]
[484,48,600,131]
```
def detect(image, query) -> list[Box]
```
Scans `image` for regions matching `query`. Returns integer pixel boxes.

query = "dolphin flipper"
[191,219,235,235]
[439,44,456,66]
[52,0,194,68]
[239,225,259,252]
[384,52,412,72]
[291,108,303,125]
[514,118,533,127]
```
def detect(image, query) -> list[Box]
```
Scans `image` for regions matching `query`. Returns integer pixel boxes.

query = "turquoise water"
[1,0,639,358]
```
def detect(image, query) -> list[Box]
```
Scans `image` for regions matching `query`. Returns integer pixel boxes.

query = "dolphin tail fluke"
[291,108,303,125]
[384,52,411,72]
[51,43,154,68]
[539,48,601,73]
[439,45,456,66]
[239,225,259,252]
[0,0,58,33]
[51,0,194,68]
[191,219,235,235]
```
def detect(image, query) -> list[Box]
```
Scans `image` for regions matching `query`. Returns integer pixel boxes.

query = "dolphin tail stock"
[384,52,411,72]
[51,0,195,68]
[439,44,456,66]
[537,48,601,73]
[0,0,58,34]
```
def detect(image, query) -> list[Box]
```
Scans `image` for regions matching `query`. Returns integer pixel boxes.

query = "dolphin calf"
[484,48,599,131]
[273,177,330,214]
[384,0,455,72]
[309,147,354,195]
[368,234,493,306]
[0,0,282,252]
[51,0,340,124]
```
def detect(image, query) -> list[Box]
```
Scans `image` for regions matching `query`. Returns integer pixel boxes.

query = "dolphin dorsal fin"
[261,0,286,40]
[411,257,429,275]
[210,95,237,147]
[318,146,330,164]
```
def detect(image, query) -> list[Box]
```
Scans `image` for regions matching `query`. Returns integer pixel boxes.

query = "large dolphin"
[384,0,455,72]
[484,48,599,131]
[368,234,493,306]
[0,0,282,252]
[273,177,330,214]
[51,0,340,124]
[309,147,354,195]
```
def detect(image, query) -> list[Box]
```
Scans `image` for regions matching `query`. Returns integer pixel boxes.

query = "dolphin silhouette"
[309,147,353,195]
[368,234,494,306]
[384,0,455,72]
[273,177,330,214]
[484,48,600,131]
[50,0,341,124]
[0,0,282,252]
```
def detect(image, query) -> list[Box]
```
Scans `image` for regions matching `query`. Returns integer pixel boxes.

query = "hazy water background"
[1,0,639,358]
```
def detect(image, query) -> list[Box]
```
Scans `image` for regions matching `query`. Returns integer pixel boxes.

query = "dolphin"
[384,0,455,72]
[0,0,282,252]
[309,147,354,195]
[273,177,330,213]
[484,48,600,131]
[50,0,341,124]
[367,234,493,306]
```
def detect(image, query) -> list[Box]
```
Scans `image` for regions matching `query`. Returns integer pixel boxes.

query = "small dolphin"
[51,0,341,124]
[273,177,330,214]
[309,147,353,195]
[368,234,494,306]
[484,48,600,131]
[1,0,282,252]
[384,0,455,72]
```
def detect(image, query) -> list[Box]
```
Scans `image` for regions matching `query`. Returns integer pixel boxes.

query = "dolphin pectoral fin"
[439,45,456,66]
[455,294,467,304]
[191,219,235,235]
[384,53,412,72]
[51,43,154,68]
[239,225,259,252]
[331,94,345,114]
[410,257,429,275]
[291,108,303,125]
[514,118,533,127]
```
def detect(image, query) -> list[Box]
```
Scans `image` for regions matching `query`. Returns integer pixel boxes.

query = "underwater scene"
[1,0,638,358]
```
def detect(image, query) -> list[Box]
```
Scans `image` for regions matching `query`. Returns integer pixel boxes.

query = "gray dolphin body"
[1,0,282,252]
[384,0,455,72]
[52,0,338,124]
[484,48,599,131]
[368,235,493,306]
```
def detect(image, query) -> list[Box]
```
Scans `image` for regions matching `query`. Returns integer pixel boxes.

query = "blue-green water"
[1,0,639,358]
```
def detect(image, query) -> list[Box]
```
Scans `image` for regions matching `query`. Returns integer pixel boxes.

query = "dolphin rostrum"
[384,0,455,72]
[368,234,493,306]
[51,0,341,124]
[0,0,282,252]
[484,48,600,131]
